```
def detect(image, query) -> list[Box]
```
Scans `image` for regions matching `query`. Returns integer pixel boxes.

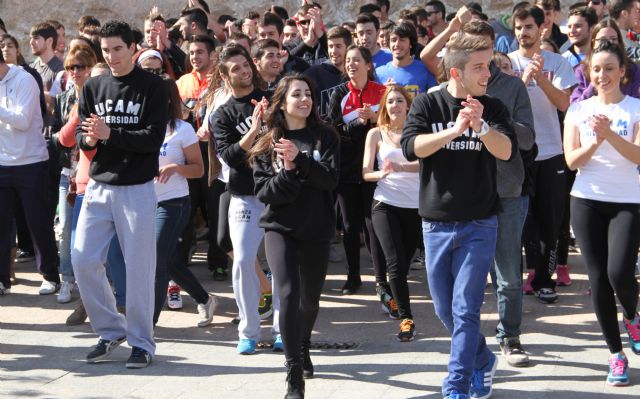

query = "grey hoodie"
[487,61,535,198]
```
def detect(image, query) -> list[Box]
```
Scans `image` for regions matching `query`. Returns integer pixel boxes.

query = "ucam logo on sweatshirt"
[94,98,141,124]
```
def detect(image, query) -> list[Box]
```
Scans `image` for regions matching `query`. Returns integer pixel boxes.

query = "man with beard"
[303,26,351,119]
[508,6,577,305]
[252,39,284,93]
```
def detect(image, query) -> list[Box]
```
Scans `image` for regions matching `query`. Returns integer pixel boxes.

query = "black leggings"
[571,196,640,353]
[336,182,386,282]
[522,155,566,289]
[265,231,329,363]
[371,201,421,320]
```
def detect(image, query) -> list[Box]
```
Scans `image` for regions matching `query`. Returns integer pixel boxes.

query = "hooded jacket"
[0,64,47,166]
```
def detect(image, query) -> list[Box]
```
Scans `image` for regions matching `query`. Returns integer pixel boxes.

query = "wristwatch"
[475,119,490,137]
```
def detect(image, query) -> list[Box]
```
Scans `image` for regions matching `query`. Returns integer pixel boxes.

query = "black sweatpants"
[207,178,231,268]
[371,201,421,320]
[522,154,566,290]
[571,197,640,353]
[557,167,577,265]
[336,182,386,282]
[265,231,329,363]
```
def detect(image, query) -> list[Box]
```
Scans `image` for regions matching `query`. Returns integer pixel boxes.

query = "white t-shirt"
[155,119,199,202]
[508,49,577,160]
[374,135,419,209]
[565,95,640,204]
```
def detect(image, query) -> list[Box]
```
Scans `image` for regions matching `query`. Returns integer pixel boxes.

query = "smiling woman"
[249,74,339,399]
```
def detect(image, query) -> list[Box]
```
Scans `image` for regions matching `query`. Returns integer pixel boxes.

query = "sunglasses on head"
[65,64,88,72]
[142,67,163,75]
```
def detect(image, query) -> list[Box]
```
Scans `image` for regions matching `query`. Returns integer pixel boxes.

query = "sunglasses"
[425,11,437,17]
[590,0,602,4]
[65,64,88,72]
[297,19,311,26]
[142,67,164,75]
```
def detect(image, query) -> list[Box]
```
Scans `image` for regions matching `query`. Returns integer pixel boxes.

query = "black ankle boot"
[301,342,314,379]
[284,361,305,399]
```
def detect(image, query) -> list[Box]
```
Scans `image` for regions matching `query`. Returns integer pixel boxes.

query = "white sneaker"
[166,282,183,310]
[0,282,10,295]
[39,280,60,295]
[57,281,74,303]
[197,295,218,327]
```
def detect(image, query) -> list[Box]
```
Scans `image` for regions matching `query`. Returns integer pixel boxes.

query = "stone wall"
[1,0,516,61]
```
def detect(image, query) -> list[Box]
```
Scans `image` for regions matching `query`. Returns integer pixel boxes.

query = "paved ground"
[1,244,640,399]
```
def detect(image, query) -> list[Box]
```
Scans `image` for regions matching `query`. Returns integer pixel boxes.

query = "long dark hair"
[248,74,336,165]
[163,76,182,131]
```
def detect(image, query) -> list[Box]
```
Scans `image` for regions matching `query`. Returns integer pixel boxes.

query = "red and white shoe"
[167,281,183,310]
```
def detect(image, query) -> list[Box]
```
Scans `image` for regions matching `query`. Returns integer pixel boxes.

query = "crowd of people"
[1,0,640,398]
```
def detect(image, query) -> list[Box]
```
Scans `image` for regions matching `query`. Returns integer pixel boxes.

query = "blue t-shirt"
[372,49,393,69]
[375,60,437,99]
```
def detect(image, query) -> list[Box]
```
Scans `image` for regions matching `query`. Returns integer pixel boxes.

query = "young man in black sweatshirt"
[401,34,516,399]
[72,21,168,369]
[211,44,280,355]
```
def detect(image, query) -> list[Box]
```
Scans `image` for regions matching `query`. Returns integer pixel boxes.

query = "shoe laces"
[388,298,398,313]
[167,285,181,300]
[625,315,640,341]
[609,355,627,376]
[131,347,148,358]
[400,318,413,333]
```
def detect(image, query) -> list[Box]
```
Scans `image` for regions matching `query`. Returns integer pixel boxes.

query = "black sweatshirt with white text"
[76,66,168,185]
[211,88,270,196]
[401,87,516,221]
[253,126,339,241]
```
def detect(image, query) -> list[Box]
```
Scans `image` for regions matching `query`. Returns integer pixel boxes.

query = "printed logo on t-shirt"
[581,118,630,137]
[233,208,252,223]
[94,98,141,124]
[160,143,168,156]
[404,85,421,99]
[235,116,268,136]
[432,121,485,152]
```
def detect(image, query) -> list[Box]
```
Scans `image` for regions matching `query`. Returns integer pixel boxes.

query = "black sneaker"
[212,266,228,281]
[534,287,558,304]
[301,343,314,379]
[500,337,530,367]
[15,250,35,263]
[341,277,362,295]
[126,346,152,369]
[86,336,126,363]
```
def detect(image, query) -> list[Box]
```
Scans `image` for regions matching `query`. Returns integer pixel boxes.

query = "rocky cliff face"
[2,0,516,60]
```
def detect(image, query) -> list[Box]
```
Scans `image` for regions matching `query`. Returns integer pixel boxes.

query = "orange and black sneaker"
[398,318,416,342]
[382,297,400,320]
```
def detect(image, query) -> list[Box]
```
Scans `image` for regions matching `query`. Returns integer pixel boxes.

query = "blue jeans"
[72,194,126,307]
[423,216,498,397]
[59,174,74,282]
[491,196,529,341]
[153,196,209,324]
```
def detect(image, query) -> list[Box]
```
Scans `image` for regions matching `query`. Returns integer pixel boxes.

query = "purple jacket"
[571,62,640,103]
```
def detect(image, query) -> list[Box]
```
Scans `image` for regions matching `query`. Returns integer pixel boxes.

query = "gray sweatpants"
[228,195,280,341]
[72,180,157,356]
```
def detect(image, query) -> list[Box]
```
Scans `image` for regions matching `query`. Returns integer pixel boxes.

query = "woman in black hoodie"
[250,75,339,399]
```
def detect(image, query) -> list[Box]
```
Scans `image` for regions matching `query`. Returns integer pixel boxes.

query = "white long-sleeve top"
[0,64,47,166]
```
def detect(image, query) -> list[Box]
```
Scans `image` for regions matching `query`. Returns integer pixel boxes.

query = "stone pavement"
[1,245,640,399]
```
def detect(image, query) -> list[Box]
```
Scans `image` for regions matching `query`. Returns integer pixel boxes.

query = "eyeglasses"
[65,64,88,72]
[297,19,310,26]
[595,37,619,44]
[142,67,163,75]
